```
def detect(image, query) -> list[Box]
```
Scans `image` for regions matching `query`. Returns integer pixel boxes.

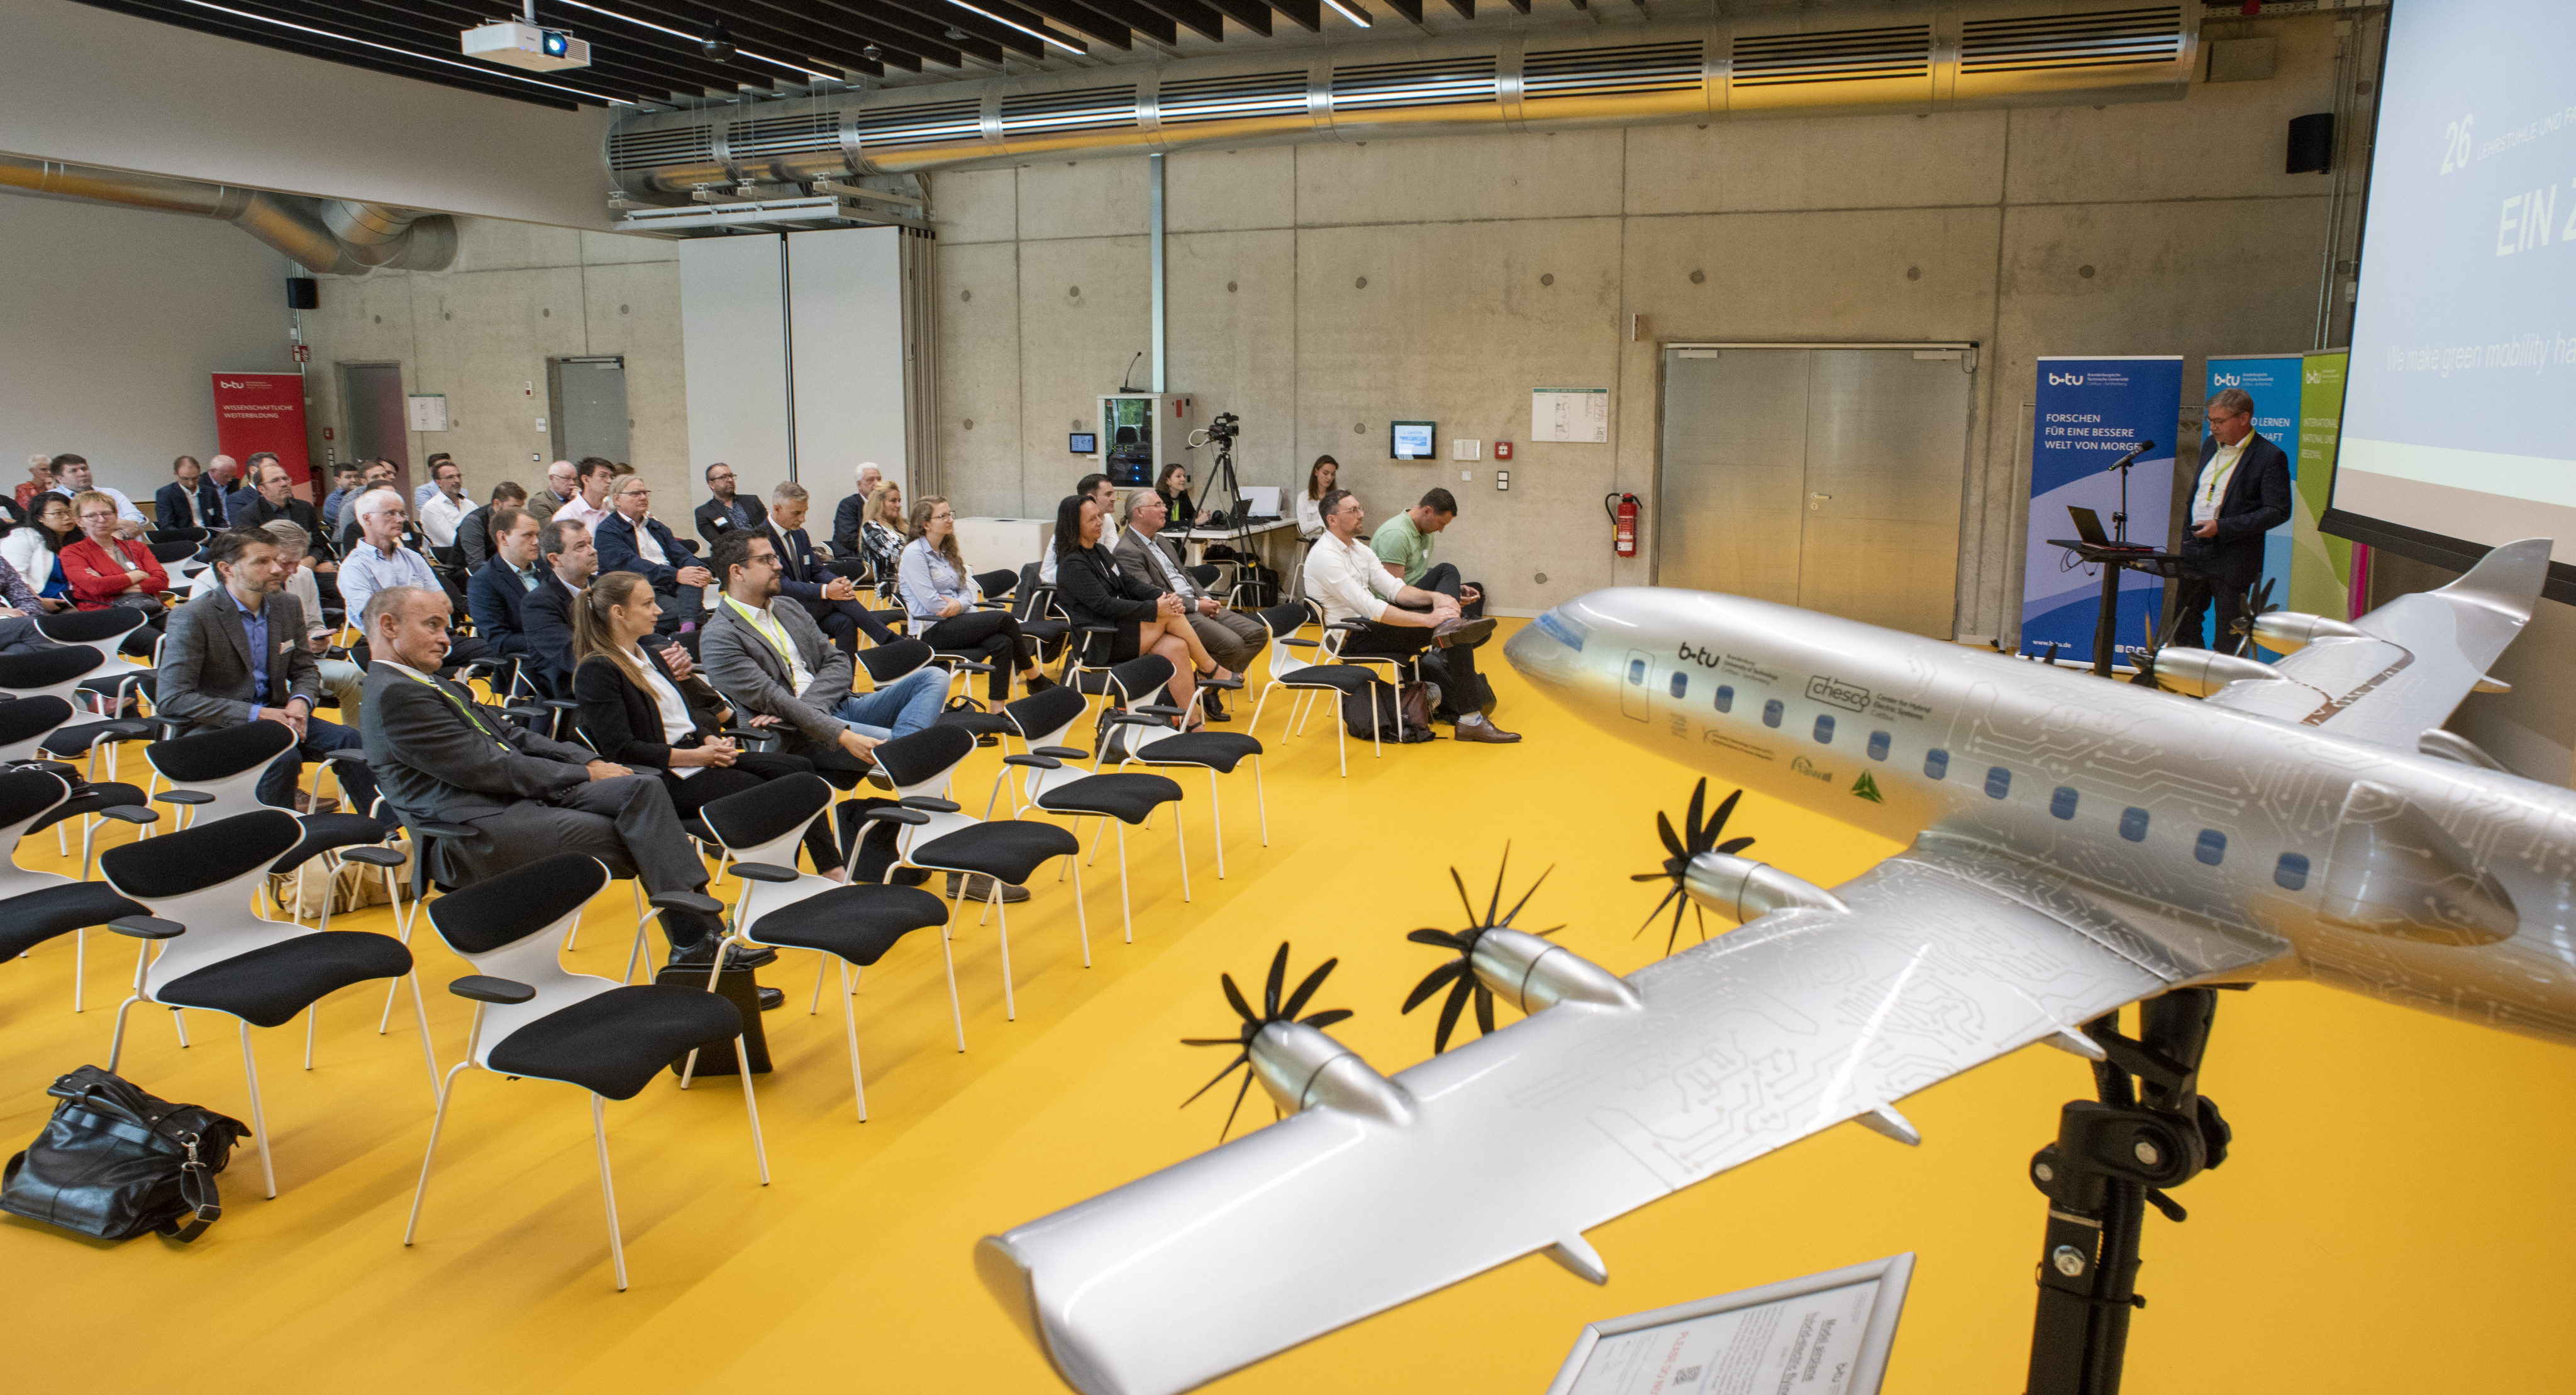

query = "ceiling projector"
[462,21,591,71]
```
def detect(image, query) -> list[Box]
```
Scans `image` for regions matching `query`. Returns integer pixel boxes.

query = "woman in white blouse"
[1,491,79,611]
[1294,455,1339,540]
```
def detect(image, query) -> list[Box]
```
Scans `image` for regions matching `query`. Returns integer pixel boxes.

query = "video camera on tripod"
[1190,412,1240,448]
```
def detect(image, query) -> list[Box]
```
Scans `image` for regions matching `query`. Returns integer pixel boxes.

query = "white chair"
[1245,598,1386,776]
[992,683,1187,946]
[1100,655,1269,879]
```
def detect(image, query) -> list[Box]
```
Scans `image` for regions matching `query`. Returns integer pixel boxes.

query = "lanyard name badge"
[402,669,510,752]
[725,596,797,671]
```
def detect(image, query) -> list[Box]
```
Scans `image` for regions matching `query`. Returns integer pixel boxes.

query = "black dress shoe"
[757,987,784,1011]
[669,940,780,971]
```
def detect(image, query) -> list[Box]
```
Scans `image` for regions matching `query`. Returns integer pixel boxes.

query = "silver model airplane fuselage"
[1507,588,2576,1041]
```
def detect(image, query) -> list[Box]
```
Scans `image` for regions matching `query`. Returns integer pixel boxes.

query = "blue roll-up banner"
[2202,355,2302,662]
[2021,357,2182,662]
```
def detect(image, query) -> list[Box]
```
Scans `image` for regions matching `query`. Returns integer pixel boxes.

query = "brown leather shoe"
[1450,717,1521,744]
[1431,617,1496,649]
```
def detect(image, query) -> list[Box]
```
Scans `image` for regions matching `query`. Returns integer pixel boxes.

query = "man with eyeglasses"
[523,459,578,528]
[2172,386,2292,655]
[693,461,769,545]
[340,487,491,669]
[596,475,711,631]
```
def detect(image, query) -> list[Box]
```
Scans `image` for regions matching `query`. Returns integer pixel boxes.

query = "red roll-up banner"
[210,372,313,490]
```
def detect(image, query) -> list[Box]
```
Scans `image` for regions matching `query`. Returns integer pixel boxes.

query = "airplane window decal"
[2275,852,2310,890]
[1668,672,1688,699]
[2051,787,2079,820]
[1813,715,1835,744]
[1868,731,1890,760]
[2196,829,2228,865]
[1628,659,1646,685]
[1986,767,2012,799]
[1762,699,1784,728]
[1714,684,1734,713]
[2121,807,2150,842]
[1924,748,1949,779]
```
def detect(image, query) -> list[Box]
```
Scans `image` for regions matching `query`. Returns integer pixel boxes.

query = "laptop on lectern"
[2067,505,2151,551]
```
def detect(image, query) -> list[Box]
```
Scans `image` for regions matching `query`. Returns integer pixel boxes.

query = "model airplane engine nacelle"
[1466,926,1643,1014]
[1249,1021,1414,1128]
[2248,610,2365,654]
[1682,852,1849,925]
[2147,648,2281,697]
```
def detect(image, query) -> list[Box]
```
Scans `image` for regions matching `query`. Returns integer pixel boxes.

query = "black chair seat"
[1020,618,1070,643]
[747,883,949,964]
[912,821,1080,885]
[40,719,151,757]
[27,781,145,834]
[935,708,1013,736]
[0,881,147,959]
[157,930,414,1027]
[270,814,395,874]
[77,672,153,698]
[486,985,744,1101]
[1131,731,1262,772]
[1282,664,1377,694]
[1037,772,1182,825]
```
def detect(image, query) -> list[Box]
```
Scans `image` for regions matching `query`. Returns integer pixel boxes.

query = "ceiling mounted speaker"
[2287,112,2333,174]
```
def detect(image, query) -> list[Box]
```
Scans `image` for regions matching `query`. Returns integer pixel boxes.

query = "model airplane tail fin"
[2426,537,2552,628]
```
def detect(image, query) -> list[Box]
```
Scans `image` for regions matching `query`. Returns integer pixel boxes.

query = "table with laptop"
[1179,486,1295,570]
[2048,504,2204,677]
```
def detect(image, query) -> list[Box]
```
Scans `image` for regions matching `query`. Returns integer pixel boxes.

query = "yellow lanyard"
[399,669,510,752]
[723,595,798,672]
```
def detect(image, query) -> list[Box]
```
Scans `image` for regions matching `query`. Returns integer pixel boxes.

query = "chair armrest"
[1109,712,1172,727]
[1002,753,1061,770]
[321,747,370,763]
[1033,746,1090,760]
[541,699,580,711]
[861,806,930,826]
[1201,676,1244,691]
[1279,638,1319,648]
[154,790,214,806]
[97,806,158,826]
[1077,624,1118,634]
[648,889,723,915]
[501,706,547,723]
[900,796,962,813]
[944,660,995,674]
[109,915,186,940]
[1135,703,1187,718]
[339,846,405,869]
[1328,619,1367,631]
[731,862,802,884]
[449,975,535,1004]
[145,714,189,738]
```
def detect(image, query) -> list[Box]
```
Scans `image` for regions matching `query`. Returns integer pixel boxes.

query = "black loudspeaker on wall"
[286,277,319,310]
[2286,113,2334,175]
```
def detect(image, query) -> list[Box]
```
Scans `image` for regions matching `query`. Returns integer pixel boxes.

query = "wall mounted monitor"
[1390,420,1436,460]
[1069,432,1097,453]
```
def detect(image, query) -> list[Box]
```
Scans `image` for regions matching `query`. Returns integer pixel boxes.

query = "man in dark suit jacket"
[465,503,546,665]
[760,482,896,653]
[521,515,596,697]
[456,481,525,572]
[354,582,745,969]
[154,457,228,532]
[155,526,379,818]
[596,477,711,630]
[691,462,767,547]
[2174,386,2295,655]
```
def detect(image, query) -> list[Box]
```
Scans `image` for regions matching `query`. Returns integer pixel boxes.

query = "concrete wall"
[0,192,298,506]
[294,223,691,511]
[926,11,2345,630]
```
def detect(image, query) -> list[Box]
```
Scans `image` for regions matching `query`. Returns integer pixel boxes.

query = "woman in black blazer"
[570,570,841,874]
[1049,492,1227,728]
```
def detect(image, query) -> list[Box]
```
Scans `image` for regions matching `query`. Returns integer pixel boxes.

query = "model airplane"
[977,538,2575,1395]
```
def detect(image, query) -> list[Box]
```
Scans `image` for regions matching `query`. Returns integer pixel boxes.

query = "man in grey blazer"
[1116,491,1267,675]
[355,585,743,970]
[157,526,380,820]
[698,529,946,779]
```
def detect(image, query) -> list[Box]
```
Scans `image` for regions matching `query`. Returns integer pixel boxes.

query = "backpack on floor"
[1341,679,1435,743]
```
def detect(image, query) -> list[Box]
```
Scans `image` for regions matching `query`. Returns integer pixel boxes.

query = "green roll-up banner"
[2292,352,2355,619]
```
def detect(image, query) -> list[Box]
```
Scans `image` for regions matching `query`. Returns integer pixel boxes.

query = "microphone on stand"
[1117,350,1145,394]
[2102,440,2154,472]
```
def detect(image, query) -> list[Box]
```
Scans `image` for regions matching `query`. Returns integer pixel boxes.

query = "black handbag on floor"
[1,1065,247,1243]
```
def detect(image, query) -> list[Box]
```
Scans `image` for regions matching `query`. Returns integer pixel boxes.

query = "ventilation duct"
[0,153,457,275]
[606,2,2194,201]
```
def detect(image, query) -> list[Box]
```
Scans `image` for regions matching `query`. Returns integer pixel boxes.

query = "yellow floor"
[5,618,2574,1394]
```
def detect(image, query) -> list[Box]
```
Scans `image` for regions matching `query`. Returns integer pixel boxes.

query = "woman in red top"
[62,490,167,615]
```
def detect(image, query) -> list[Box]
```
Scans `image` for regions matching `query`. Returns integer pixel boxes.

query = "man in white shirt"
[418,457,470,550]
[413,453,450,512]
[50,455,146,538]
[1039,473,1122,585]
[1306,488,1517,744]
[340,489,492,669]
[2173,386,2294,655]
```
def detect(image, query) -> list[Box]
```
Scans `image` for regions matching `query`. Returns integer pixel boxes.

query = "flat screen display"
[1391,420,1435,460]
[1069,432,1097,453]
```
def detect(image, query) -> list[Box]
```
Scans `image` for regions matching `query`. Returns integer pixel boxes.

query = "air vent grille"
[1731,25,1933,87]
[999,86,1140,136]
[857,99,985,152]
[729,111,840,160]
[1158,70,1309,125]
[608,125,713,170]
[1960,6,2184,74]
[1522,41,1704,101]
[1331,56,1499,113]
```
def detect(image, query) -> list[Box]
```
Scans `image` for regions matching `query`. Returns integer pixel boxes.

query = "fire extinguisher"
[1604,492,1640,558]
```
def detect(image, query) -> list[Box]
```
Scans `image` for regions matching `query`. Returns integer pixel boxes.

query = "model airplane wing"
[980,840,2267,1395]
[2199,537,2548,750]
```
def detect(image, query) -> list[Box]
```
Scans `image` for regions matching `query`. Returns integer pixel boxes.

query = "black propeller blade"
[2229,577,2281,644]
[1629,779,1755,957]
[1401,846,1558,1054]
[1180,942,1352,1141]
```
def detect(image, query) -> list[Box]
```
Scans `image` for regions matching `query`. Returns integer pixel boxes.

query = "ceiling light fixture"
[550,0,838,81]
[168,0,629,102]
[945,0,1088,55]
[1321,0,1374,26]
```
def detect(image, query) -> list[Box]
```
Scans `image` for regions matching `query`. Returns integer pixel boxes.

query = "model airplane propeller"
[1631,778,1755,955]
[2129,608,2185,688]
[1181,943,1352,1141]
[2229,576,2283,642]
[1402,848,1559,1053]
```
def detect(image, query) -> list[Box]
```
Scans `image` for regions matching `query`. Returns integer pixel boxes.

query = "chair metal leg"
[1069,854,1089,967]
[1254,757,1269,846]
[71,927,84,1013]
[733,1035,770,1184]
[591,1093,630,1292]
[407,972,441,1103]
[105,994,140,1071]
[939,896,966,1052]
[809,954,828,1014]
[240,1021,276,1199]
[1175,802,1191,903]
[990,881,1016,1020]
[304,1003,318,1069]
[1209,773,1227,879]
[841,962,867,1121]
[1114,820,1132,944]
[404,1061,475,1245]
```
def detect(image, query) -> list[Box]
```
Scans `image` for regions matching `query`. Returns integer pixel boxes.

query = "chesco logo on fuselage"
[1806,675,1869,713]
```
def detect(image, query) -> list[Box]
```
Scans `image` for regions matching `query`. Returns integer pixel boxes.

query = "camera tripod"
[1189,422,1260,605]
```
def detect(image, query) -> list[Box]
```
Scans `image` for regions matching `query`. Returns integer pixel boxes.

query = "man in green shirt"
[1370,487,1482,620]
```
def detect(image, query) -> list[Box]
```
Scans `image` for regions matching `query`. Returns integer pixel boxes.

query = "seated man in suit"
[455,480,525,573]
[356,584,755,976]
[2173,386,2294,654]
[594,476,711,631]
[1116,489,1267,678]
[829,461,884,559]
[157,525,381,819]
[521,516,596,698]
[699,528,947,781]
[155,453,228,533]
[465,505,541,661]
[692,461,768,547]
[761,481,897,654]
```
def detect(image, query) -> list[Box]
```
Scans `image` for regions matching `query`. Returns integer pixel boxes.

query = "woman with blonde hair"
[897,494,1045,703]
[856,479,907,598]
[570,569,842,875]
